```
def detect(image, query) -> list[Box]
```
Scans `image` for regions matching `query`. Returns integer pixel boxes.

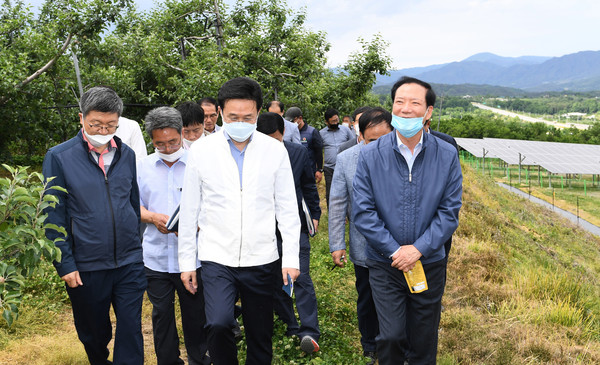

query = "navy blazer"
[284,141,321,232]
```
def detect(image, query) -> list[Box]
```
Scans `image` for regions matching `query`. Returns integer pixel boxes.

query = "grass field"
[1,162,600,364]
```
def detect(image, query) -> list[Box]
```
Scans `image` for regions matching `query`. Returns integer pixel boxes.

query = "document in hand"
[166,204,180,232]
[404,260,428,293]
[301,198,316,237]
[282,273,294,297]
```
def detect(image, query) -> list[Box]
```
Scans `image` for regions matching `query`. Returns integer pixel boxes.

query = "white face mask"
[183,135,202,149]
[83,128,115,148]
[156,147,185,162]
[342,122,350,128]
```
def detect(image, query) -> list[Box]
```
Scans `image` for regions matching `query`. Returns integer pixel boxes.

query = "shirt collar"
[396,130,424,151]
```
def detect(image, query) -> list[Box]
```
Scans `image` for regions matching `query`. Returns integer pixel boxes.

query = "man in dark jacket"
[353,77,462,365]
[285,106,324,183]
[43,86,147,365]
[257,112,322,354]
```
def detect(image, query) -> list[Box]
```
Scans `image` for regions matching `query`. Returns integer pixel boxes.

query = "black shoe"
[300,335,320,353]
[363,351,376,365]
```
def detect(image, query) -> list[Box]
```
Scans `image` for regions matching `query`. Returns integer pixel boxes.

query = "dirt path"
[0,296,159,365]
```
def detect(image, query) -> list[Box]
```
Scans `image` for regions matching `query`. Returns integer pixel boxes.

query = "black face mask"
[328,123,339,130]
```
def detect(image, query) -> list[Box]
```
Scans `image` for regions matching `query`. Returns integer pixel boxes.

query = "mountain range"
[375,50,600,93]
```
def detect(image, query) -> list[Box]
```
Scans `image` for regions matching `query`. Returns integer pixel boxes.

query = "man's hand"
[331,249,347,268]
[391,245,422,272]
[282,268,300,285]
[315,171,323,183]
[312,219,319,233]
[61,271,83,288]
[151,212,170,234]
[181,271,197,294]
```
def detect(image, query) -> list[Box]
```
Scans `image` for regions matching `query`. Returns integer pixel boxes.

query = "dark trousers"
[66,262,147,365]
[367,258,446,365]
[145,267,210,365]
[201,260,278,365]
[273,232,320,339]
[354,264,379,353]
[323,166,334,209]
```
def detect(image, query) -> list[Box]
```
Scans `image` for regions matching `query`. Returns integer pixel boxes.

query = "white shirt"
[137,151,200,273]
[396,130,424,173]
[178,130,300,271]
[116,117,148,160]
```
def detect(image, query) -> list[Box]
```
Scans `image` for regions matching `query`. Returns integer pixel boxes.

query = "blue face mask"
[223,120,257,142]
[391,113,427,138]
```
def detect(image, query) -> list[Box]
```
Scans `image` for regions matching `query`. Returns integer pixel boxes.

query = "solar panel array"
[456,138,600,174]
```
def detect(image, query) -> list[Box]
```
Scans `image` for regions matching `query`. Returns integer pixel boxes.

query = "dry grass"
[2,163,600,364]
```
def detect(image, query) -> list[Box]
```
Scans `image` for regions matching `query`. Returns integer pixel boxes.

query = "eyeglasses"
[154,140,182,152]
[88,123,119,133]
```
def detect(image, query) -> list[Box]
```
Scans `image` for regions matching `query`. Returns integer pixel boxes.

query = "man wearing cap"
[285,106,324,183]
[267,100,301,143]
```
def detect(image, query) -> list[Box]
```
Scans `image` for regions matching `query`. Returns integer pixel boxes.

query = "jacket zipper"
[238,188,243,266]
[105,174,118,267]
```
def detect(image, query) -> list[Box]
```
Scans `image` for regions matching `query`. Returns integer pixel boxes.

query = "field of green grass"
[1,162,600,364]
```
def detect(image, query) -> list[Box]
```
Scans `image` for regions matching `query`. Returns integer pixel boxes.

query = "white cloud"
[288,0,600,69]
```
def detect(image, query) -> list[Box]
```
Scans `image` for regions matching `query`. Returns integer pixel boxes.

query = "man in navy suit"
[257,112,322,354]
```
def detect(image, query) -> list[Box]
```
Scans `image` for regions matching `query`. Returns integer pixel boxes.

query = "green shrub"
[0,164,65,327]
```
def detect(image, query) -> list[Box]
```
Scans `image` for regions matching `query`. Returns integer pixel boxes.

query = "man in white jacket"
[178,77,300,365]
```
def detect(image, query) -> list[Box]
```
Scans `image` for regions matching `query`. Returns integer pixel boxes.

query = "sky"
[25,0,600,70]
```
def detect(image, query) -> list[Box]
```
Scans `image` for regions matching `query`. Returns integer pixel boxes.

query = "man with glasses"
[199,97,221,135]
[179,77,300,364]
[43,86,147,364]
[137,107,210,365]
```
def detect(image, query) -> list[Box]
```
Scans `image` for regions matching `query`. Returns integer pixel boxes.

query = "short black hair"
[390,76,436,108]
[324,108,339,121]
[217,77,263,112]
[176,101,204,127]
[352,106,372,121]
[358,107,392,135]
[198,97,217,108]
[266,100,284,112]
[256,112,284,135]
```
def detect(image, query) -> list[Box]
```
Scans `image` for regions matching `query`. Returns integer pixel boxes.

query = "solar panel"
[456,137,600,174]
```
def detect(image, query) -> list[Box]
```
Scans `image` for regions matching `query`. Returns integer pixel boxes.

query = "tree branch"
[185,36,212,41]
[159,55,184,72]
[0,33,74,105]
[15,33,74,91]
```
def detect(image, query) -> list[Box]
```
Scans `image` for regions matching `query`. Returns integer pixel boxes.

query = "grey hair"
[80,86,123,118]
[144,107,183,136]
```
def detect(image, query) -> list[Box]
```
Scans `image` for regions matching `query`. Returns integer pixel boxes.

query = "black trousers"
[201,260,278,365]
[354,264,379,353]
[66,262,147,365]
[273,232,320,340]
[323,166,334,209]
[145,267,210,365]
[367,258,447,365]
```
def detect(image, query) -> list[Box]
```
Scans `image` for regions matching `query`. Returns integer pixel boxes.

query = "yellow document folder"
[404,260,428,294]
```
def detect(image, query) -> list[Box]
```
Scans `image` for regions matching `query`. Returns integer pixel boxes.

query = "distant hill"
[375,50,600,94]
[373,82,530,98]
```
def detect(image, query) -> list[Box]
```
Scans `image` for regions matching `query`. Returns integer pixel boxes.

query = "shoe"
[300,335,319,353]
[363,351,376,365]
